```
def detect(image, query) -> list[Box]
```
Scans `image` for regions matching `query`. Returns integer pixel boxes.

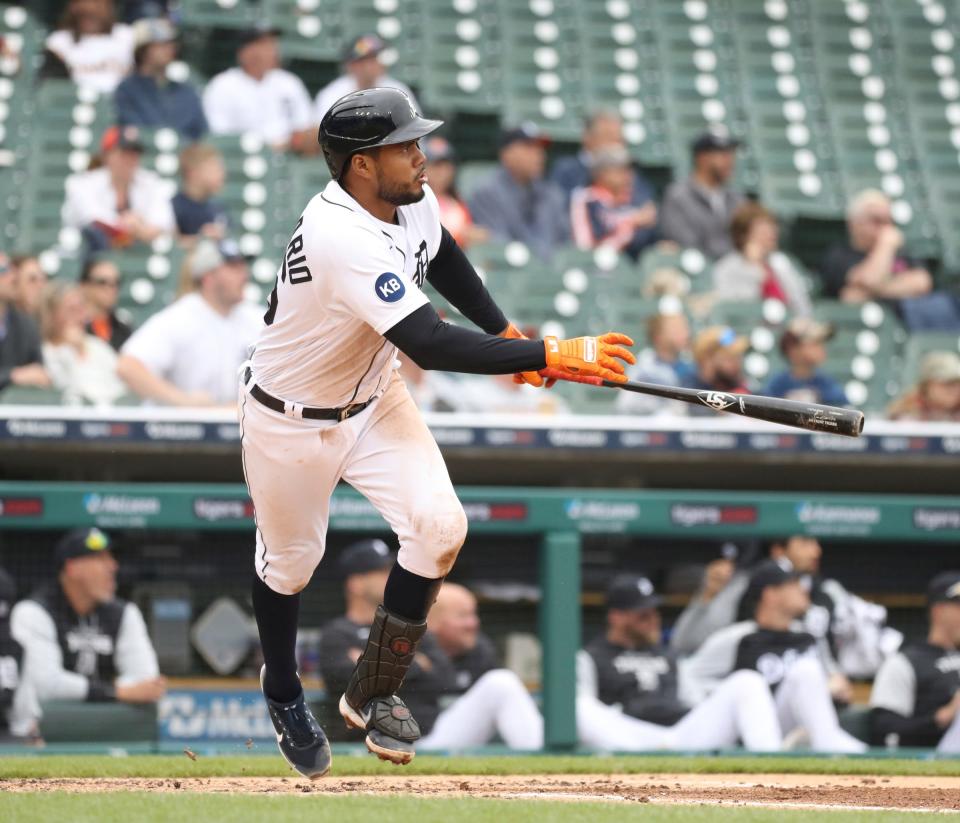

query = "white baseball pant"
[576,669,782,752]
[774,657,867,753]
[418,669,544,751]
[937,709,960,753]
[239,372,468,595]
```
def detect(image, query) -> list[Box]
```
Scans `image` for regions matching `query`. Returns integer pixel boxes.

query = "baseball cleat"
[261,666,332,779]
[339,693,419,765]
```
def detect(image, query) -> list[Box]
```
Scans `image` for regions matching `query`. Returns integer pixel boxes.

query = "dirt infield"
[3,773,959,812]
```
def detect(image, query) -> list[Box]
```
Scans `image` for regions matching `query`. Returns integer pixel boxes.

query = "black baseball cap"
[928,572,960,606]
[343,34,386,63]
[339,539,394,577]
[101,125,144,154]
[499,121,551,150]
[606,574,662,610]
[238,22,282,48]
[744,559,800,602]
[691,130,741,156]
[55,528,113,569]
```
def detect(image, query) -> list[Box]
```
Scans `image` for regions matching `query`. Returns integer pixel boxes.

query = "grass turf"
[0,793,942,823]
[0,754,958,779]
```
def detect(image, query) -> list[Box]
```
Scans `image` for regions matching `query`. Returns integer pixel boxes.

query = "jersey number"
[264,216,314,325]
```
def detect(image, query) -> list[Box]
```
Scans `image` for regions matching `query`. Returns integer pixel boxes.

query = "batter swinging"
[240,88,635,777]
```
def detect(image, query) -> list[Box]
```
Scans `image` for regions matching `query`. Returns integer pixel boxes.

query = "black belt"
[244,368,374,422]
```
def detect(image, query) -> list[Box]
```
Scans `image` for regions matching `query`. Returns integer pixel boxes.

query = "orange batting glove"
[500,322,554,387]
[543,332,636,383]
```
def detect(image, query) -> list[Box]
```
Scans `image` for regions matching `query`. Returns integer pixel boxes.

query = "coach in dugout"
[870,572,960,753]
[9,529,165,730]
[682,560,866,753]
[320,542,542,750]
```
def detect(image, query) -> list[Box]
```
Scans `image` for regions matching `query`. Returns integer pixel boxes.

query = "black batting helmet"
[318,87,444,180]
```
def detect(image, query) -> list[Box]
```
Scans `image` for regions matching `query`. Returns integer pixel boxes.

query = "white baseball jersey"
[250,180,442,409]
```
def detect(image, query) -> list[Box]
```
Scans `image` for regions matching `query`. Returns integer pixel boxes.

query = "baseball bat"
[540,369,865,437]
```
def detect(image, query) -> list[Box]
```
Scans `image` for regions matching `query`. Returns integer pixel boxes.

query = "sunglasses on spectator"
[89,277,120,288]
[867,214,893,225]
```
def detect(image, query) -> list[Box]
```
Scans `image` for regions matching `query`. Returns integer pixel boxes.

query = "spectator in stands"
[0,252,51,393]
[10,528,165,731]
[42,0,134,94]
[172,143,229,240]
[888,351,960,422]
[672,536,901,682]
[315,34,419,122]
[79,256,131,351]
[821,191,958,331]
[203,24,315,153]
[468,123,569,261]
[617,312,694,416]
[685,325,750,405]
[422,136,487,249]
[870,572,960,753]
[660,131,745,259]
[40,283,127,406]
[62,125,176,253]
[114,18,207,142]
[117,238,261,406]
[765,318,848,407]
[551,109,626,201]
[682,561,866,752]
[712,202,812,316]
[10,255,48,321]
[418,582,543,750]
[570,145,658,261]
[0,566,34,740]
[575,575,782,752]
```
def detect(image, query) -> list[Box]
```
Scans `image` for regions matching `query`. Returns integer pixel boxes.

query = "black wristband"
[86,678,117,702]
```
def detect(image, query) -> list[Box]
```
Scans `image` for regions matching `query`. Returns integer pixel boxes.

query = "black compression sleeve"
[426,227,509,334]
[385,304,547,374]
[869,707,942,747]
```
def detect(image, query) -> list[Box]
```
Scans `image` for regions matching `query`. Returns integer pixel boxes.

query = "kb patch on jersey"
[375,273,405,303]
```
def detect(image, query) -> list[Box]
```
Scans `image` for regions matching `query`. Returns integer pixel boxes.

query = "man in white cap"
[117,238,261,406]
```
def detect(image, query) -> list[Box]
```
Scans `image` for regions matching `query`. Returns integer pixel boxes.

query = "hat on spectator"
[919,351,960,383]
[691,129,741,156]
[132,17,177,49]
[101,125,144,154]
[605,574,662,610]
[422,135,456,164]
[55,528,113,569]
[238,22,282,49]
[589,145,632,171]
[343,34,386,63]
[928,572,960,606]
[339,539,394,577]
[499,121,551,150]
[189,238,245,280]
[692,325,749,363]
[780,317,835,355]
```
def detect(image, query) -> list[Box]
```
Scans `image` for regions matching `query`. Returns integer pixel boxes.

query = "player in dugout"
[576,574,782,751]
[870,572,960,753]
[319,541,542,751]
[682,561,867,753]
[10,528,165,732]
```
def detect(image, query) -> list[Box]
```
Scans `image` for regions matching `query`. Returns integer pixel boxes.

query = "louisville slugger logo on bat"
[697,391,740,412]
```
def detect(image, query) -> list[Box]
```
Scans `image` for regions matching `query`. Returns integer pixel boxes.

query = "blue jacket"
[467,167,570,261]
[765,369,849,407]
[115,74,207,141]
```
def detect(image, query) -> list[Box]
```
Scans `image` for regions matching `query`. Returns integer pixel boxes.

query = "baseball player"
[0,567,33,740]
[682,561,866,752]
[239,87,635,777]
[576,575,781,751]
[869,572,960,752]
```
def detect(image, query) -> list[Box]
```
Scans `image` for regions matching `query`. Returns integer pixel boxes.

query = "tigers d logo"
[390,638,412,656]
